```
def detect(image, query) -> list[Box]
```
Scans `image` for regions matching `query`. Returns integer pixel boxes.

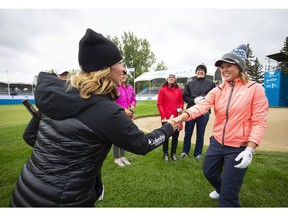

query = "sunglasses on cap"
[168,74,176,78]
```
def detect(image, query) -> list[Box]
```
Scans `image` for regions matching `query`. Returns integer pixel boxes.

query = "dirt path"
[134,108,288,152]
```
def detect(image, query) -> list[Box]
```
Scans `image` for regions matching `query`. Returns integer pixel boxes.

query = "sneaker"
[114,158,125,167]
[121,157,131,165]
[195,154,202,161]
[164,154,169,162]
[98,185,105,201]
[171,154,177,161]
[180,153,187,159]
[209,190,220,199]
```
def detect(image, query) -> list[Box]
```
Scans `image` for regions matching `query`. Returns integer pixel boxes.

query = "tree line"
[109,32,288,91]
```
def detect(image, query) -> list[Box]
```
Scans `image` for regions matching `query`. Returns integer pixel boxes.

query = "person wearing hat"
[10,28,180,207]
[55,69,69,80]
[173,45,268,207]
[113,69,137,167]
[157,73,184,162]
[180,64,215,161]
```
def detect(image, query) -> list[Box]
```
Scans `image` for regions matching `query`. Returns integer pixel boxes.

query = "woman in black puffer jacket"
[10,28,179,207]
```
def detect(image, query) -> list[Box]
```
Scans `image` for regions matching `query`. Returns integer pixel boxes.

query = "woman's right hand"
[167,115,180,131]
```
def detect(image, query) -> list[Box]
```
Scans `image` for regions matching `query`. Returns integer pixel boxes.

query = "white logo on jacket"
[235,91,245,96]
[148,135,165,146]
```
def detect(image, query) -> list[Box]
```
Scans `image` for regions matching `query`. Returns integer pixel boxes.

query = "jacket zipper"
[221,81,234,145]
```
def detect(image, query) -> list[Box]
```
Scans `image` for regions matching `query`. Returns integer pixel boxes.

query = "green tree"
[108,32,157,92]
[245,44,264,84]
[154,60,168,71]
[251,57,264,83]
[279,36,288,75]
[245,44,254,75]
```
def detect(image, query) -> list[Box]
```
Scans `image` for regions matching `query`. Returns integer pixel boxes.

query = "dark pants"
[182,114,209,156]
[162,122,179,155]
[202,136,248,207]
[112,145,125,158]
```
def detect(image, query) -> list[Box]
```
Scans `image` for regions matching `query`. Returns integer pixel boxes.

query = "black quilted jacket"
[10,72,173,207]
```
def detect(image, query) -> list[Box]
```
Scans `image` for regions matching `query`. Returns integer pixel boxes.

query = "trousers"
[182,114,209,156]
[162,122,180,155]
[202,136,248,207]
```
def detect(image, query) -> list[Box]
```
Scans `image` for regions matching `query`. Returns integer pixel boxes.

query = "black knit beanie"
[78,28,122,72]
[195,64,207,74]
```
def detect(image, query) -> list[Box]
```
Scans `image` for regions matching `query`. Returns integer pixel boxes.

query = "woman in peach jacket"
[174,45,268,207]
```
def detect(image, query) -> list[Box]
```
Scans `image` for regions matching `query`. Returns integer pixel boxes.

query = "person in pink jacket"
[113,69,137,167]
[174,45,268,207]
[157,74,184,162]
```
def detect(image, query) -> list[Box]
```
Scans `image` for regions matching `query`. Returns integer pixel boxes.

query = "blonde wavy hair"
[239,70,250,84]
[69,68,119,100]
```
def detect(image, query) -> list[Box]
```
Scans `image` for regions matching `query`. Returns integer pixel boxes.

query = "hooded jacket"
[185,79,268,147]
[10,72,173,207]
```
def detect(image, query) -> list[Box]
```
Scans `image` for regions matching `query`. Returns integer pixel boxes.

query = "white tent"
[135,66,216,83]
[134,66,218,100]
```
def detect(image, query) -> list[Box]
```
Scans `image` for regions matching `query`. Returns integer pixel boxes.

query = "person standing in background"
[113,69,137,167]
[180,64,215,161]
[55,69,70,80]
[157,73,184,162]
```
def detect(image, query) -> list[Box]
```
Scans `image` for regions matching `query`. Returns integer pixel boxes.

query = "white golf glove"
[194,96,204,104]
[234,147,255,169]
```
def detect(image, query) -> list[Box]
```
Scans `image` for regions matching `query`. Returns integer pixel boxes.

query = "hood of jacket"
[35,72,111,120]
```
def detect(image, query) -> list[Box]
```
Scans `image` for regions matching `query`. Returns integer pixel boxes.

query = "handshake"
[161,107,187,131]
[165,114,186,132]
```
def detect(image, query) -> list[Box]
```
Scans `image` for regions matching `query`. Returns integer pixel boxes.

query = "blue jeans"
[202,136,248,207]
[182,114,209,156]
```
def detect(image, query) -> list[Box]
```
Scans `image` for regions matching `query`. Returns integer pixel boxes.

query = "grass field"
[0,102,288,208]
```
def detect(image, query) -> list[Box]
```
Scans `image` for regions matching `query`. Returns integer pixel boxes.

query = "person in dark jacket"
[21,70,107,203]
[10,28,179,207]
[180,64,215,161]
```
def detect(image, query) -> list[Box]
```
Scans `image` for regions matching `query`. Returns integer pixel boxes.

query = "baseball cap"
[215,44,247,72]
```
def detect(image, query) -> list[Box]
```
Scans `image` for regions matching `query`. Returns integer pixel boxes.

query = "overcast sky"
[0,1,288,83]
